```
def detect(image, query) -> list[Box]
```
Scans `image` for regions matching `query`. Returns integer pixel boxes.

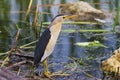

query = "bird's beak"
[64,15,78,20]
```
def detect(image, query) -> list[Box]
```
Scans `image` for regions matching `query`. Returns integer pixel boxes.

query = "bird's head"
[50,14,77,26]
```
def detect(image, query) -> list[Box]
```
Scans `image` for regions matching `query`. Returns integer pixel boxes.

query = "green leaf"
[62,29,110,33]
[43,22,101,25]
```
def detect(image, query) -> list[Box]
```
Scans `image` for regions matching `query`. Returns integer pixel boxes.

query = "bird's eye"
[63,16,66,19]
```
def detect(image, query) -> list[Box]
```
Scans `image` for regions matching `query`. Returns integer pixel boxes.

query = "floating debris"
[102,48,120,75]
[75,41,108,48]
[60,1,105,22]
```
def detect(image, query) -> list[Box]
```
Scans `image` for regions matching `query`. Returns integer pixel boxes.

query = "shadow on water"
[0,0,120,80]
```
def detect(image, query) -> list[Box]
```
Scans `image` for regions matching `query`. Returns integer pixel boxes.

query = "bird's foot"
[44,71,52,79]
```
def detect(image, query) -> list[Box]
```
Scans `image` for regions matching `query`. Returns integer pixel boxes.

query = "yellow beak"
[64,15,78,20]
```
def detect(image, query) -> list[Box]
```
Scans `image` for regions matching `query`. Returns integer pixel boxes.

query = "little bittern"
[34,14,77,79]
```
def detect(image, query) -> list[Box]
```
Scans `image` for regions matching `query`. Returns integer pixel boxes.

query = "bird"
[34,14,77,79]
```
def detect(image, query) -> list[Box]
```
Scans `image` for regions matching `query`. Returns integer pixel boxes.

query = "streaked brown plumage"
[34,14,77,78]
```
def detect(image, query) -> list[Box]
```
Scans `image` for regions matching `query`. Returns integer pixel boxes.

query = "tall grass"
[113,0,120,31]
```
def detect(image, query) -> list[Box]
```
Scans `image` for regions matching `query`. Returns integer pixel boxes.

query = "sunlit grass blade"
[20,40,38,48]
[1,56,9,67]
[43,22,101,25]
[62,29,110,33]
[0,52,9,56]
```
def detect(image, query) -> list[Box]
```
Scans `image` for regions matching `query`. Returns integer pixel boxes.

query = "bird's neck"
[50,22,62,36]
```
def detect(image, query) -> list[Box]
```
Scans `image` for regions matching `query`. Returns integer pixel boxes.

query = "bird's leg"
[43,59,51,79]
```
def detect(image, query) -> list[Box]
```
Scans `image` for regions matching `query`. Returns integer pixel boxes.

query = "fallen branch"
[12,53,34,60]
[5,60,33,70]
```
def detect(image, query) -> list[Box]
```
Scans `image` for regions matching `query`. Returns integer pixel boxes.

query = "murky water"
[0,0,120,80]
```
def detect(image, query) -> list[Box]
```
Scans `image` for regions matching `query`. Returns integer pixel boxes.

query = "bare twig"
[33,5,39,26]
[5,60,33,70]
[33,5,39,39]
[5,61,26,70]
[12,53,33,60]
[8,29,21,58]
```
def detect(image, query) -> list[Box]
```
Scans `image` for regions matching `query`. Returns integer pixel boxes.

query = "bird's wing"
[34,28,51,65]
